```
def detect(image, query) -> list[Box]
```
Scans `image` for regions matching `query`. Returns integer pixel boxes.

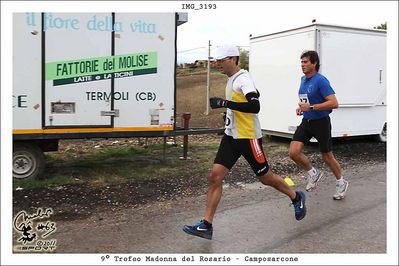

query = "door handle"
[101,109,119,117]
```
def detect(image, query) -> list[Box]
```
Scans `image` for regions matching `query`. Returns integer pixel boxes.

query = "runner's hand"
[210,97,228,109]
[296,107,303,116]
[298,102,311,112]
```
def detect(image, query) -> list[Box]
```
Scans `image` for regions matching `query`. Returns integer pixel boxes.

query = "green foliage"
[238,47,249,70]
[374,22,387,30]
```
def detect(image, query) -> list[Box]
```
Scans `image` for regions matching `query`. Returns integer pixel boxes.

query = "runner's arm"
[209,91,260,113]
[225,91,260,113]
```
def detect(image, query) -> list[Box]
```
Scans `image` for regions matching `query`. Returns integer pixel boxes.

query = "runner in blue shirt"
[289,51,349,200]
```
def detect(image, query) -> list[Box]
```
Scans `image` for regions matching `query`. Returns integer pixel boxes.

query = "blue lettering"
[43,13,80,31]
[87,15,123,32]
[130,20,156,34]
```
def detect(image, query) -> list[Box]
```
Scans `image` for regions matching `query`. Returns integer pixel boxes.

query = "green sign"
[46,52,158,81]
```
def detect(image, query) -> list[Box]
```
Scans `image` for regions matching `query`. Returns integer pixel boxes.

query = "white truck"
[13,12,187,179]
[249,23,386,142]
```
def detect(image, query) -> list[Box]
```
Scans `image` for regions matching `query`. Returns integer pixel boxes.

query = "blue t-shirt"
[298,72,335,120]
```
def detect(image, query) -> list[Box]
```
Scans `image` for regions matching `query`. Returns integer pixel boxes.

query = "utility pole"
[206,40,211,115]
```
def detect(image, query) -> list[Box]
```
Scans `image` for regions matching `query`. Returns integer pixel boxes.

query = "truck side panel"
[13,13,178,137]
[44,13,113,127]
[114,13,175,128]
[320,29,386,106]
[13,13,42,130]
[250,29,315,136]
[320,27,386,137]
[330,106,386,138]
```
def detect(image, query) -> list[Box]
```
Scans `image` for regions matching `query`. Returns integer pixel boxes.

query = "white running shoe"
[306,170,324,191]
[333,180,349,200]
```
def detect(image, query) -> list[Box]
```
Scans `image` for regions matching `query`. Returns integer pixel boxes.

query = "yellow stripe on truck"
[13,126,173,135]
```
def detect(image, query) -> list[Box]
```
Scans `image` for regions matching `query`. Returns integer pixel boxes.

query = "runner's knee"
[289,147,301,160]
[322,152,334,162]
[208,171,223,186]
[258,170,273,186]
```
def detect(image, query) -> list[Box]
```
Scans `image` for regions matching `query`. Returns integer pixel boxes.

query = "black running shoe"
[182,219,213,240]
[293,191,307,220]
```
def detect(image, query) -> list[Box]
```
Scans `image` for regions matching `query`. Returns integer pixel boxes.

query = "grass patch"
[13,174,84,190]
[13,142,220,190]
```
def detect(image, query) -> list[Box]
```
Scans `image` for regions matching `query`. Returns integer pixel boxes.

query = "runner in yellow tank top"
[224,69,262,139]
[182,44,307,240]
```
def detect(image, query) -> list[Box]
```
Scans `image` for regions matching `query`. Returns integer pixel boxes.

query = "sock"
[292,191,300,203]
[336,177,344,186]
[308,167,318,178]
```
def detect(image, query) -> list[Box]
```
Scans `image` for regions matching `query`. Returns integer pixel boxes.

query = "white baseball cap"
[213,44,239,60]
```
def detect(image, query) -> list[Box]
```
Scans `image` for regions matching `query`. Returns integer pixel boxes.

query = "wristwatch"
[310,105,315,110]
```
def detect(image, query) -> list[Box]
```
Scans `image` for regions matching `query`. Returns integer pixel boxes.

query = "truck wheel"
[375,122,387,142]
[13,143,45,179]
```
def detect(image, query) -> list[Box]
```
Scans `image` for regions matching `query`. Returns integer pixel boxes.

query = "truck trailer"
[13,12,187,179]
[249,23,386,142]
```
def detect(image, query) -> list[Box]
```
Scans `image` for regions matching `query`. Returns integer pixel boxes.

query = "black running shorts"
[214,134,269,176]
[292,116,332,153]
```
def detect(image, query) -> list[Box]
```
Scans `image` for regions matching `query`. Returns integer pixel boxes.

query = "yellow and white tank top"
[224,69,262,139]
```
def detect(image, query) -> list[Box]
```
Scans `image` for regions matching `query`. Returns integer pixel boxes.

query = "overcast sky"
[176,1,397,63]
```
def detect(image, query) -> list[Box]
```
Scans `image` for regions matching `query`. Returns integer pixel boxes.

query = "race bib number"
[225,110,233,128]
[299,94,309,103]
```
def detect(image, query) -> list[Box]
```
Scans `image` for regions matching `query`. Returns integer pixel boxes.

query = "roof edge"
[250,23,386,40]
